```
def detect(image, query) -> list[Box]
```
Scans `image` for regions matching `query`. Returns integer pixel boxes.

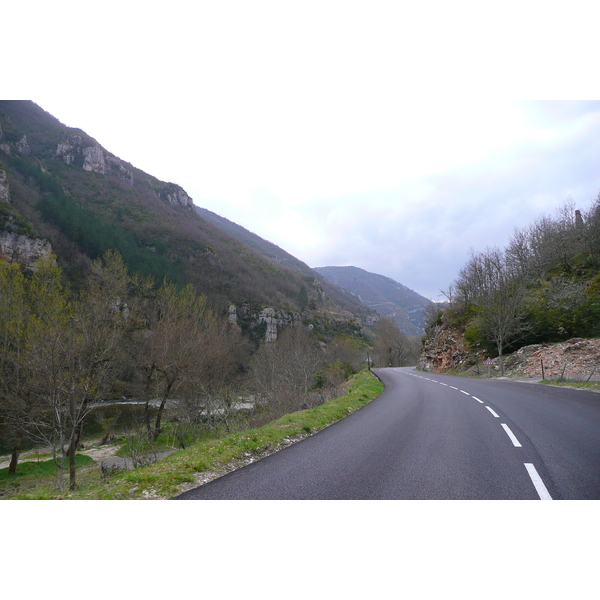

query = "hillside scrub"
[424,197,600,371]
[1,369,384,500]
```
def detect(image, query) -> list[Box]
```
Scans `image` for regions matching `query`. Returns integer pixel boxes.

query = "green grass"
[540,379,600,391]
[0,454,96,497]
[0,454,95,481]
[3,370,383,500]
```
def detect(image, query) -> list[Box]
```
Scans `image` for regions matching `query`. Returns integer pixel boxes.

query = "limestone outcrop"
[160,183,194,209]
[0,231,54,269]
[0,167,54,269]
[229,304,303,342]
[53,134,195,205]
[54,134,134,184]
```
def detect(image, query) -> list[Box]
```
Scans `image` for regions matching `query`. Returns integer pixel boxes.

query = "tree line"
[431,196,600,373]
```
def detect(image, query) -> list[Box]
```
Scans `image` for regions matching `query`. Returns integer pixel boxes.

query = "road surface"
[174,368,600,499]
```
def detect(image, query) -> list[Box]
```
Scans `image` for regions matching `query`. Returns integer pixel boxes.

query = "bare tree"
[64,250,132,488]
[249,326,324,416]
[373,316,411,367]
[476,278,531,375]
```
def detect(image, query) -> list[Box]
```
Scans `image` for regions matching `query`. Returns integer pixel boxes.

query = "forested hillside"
[195,206,373,319]
[0,101,392,490]
[0,101,372,334]
[422,198,600,373]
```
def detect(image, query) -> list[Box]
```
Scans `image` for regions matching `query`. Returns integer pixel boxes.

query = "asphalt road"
[173,368,600,500]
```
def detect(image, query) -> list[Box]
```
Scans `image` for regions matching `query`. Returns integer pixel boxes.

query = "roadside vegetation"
[0,369,383,500]
[539,379,600,391]
[1,239,411,496]
[423,196,600,374]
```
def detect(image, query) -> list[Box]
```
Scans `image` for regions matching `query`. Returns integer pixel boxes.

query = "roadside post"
[486,357,493,378]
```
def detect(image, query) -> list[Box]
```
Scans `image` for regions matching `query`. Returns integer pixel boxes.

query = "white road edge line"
[485,406,500,418]
[450,386,458,390]
[524,463,553,500]
[460,390,470,395]
[472,396,484,404]
[501,423,522,447]
[440,383,448,386]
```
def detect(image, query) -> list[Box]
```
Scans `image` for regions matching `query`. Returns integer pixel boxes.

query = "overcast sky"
[5,2,600,300]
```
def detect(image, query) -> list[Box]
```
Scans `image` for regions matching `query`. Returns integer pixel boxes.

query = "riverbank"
[1,370,384,500]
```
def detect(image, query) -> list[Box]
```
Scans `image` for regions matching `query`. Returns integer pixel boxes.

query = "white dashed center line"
[524,463,553,500]
[501,424,522,447]
[401,372,553,500]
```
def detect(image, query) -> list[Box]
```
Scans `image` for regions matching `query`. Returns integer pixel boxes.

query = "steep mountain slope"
[0,101,371,338]
[196,206,374,319]
[314,266,433,336]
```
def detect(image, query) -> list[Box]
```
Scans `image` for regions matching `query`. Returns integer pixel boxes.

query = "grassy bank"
[539,379,600,391]
[2,370,383,500]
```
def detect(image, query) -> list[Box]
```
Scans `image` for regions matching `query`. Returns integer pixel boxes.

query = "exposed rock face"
[230,304,303,342]
[160,183,194,209]
[258,308,281,342]
[0,169,9,203]
[418,324,485,372]
[54,134,134,184]
[258,307,305,342]
[0,168,54,267]
[107,155,134,185]
[419,324,600,381]
[82,145,108,173]
[54,135,196,204]
[0,129,31,155]
[0,231,54,269]
[15,135,30,155]
[502,338,600,380]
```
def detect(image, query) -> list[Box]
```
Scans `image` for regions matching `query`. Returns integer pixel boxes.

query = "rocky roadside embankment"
[501,337,600,381]
[418,324,600,382]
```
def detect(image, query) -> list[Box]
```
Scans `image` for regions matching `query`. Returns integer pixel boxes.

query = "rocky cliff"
[0,167,53,269]
[0,231,53,270]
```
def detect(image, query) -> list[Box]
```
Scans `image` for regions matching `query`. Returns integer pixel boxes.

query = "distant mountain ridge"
[314,266,432,336]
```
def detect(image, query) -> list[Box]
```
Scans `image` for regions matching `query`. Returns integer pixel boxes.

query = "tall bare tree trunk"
[8,435,21,474]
